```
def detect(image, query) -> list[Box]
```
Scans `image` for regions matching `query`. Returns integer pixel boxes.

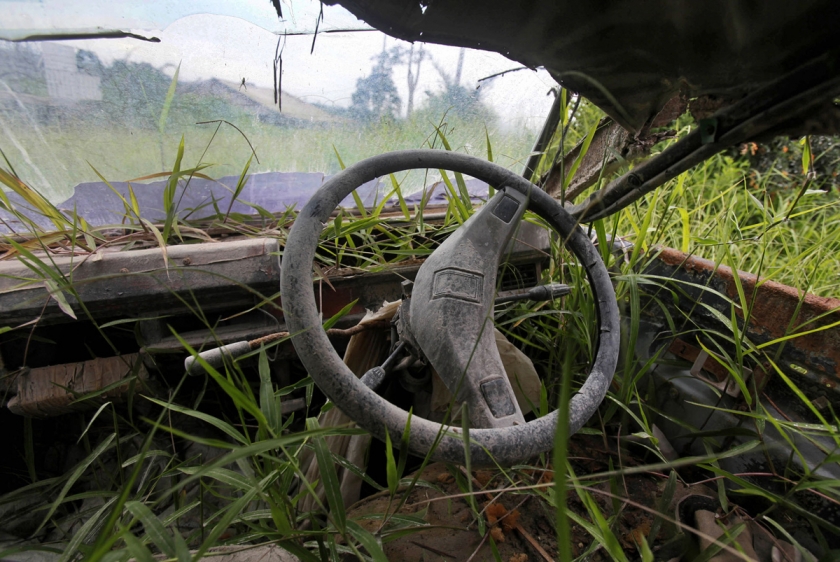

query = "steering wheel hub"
[409,187,530,429]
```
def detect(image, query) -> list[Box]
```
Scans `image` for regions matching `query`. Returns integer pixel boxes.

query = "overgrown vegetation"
[0,42,532,203]
[1,83,839,562]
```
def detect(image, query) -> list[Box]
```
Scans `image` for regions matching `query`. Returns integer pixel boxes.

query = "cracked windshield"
[1,0,554,212]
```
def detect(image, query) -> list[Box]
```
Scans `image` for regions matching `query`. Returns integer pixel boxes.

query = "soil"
[346,461,559,562]
[345,433,678,562]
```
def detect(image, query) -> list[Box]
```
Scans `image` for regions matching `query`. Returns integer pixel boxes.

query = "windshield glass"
[0,0,556,214]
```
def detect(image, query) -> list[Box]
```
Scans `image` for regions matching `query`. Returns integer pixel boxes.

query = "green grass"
[0,111,537,203]
[1,98,839,561]
[611,150,840,297]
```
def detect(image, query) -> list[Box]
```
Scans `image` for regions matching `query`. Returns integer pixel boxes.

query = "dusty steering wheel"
[281,150,619,466]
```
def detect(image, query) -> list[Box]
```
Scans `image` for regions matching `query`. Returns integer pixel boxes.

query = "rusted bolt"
[182,257,192,266]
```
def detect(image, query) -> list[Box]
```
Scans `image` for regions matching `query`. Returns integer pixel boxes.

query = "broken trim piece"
[7,353,149,417]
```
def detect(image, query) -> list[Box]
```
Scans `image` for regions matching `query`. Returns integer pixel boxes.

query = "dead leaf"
[486,502,507,525]
[44,279,77,320]
[501,509,521,532]
[490,526,505,543]
[475,470,494,487]
[436,472,454,484]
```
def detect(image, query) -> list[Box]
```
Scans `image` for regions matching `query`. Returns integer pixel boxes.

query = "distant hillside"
[0,44,344,130]
[176,78,343,127]
[214,80,342,123]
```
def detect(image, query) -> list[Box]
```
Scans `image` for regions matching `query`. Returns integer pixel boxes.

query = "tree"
[417,60,494,125]
[404,44,426,117]
[99,60,173,129]
[350,46,403,122]
[76,49,104,77]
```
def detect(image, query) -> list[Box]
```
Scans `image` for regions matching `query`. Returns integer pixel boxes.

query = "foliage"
[412,83,494,128]
[349,47,404,123]
[0,49,521,203]
[1,86,839,562]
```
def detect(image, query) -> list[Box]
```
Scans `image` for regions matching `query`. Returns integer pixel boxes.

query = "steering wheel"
[281,150,619,466]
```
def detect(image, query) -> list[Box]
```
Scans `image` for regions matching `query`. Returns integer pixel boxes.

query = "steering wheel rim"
[281,149,619,466]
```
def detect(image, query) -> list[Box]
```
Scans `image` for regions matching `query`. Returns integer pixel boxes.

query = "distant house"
[0,44,338,129]
[41,43,102,101]
[180,78,342,126]
[0,42,101,104]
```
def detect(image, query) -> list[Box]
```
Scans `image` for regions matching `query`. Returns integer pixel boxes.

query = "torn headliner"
[326,0,840,132]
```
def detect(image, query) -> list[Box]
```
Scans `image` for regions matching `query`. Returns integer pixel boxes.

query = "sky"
[3,0,557,129]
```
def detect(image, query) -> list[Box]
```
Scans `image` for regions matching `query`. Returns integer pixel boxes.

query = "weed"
[0,102,839,562]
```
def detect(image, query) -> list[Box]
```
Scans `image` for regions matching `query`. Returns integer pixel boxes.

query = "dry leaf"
[623,520,651,549]
[490,526,505,543]
[475,470,494,487]
[486,502,507,519]
[436,472,454,484]
[486,502,507,525]
[501,509,521,532]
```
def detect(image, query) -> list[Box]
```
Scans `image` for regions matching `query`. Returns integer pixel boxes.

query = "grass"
[0,109,537,204]
[1,96,839,561]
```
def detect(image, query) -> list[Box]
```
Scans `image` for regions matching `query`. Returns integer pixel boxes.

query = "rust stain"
[668,338,731,382]
[653,247,840,379]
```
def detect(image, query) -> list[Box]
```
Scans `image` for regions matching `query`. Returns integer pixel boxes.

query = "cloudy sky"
[4,0,557,129]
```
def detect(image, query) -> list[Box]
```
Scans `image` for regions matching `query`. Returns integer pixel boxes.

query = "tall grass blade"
[563,117,599,190]
[439,170,469,223]
[140,218,169,269]
[332,145,346,170]
[125,501,176,557]
[225,153,253,222]
[158,62,180,135]
[162,136,185,242]
[259,346,282,436]
[553,348,572,562]
[36,432,116,534]
[144,397,247,444]
[397,410,412,482]
[307,419,346,533]
[459,403,485,535]
[384,426,398,497]
[193,479,262,559]
[389,173,410,219]
[0,167,68,231]
[58,497,117,562]
[123,532,156,562]
[346,520,388,562]
[44,278,76,319]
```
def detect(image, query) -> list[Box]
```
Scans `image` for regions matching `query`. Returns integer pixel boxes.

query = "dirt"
[345,433,677,561]
[566,433,668,559]
[346,461,558,562]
